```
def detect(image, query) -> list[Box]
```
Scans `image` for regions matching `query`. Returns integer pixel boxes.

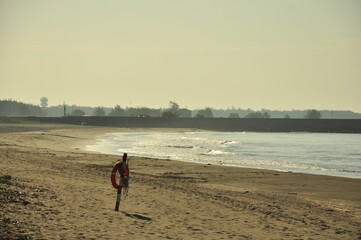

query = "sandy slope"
[0,124,360,240]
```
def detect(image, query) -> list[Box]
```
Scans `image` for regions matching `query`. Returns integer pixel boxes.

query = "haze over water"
[87,131,361,179]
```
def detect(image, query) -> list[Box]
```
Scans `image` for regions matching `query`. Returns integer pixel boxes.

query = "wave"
[221,140,237,145]
[87,131,361,179]
[181,136,237,146]
[204,150,225,155]
[165,145,194,149]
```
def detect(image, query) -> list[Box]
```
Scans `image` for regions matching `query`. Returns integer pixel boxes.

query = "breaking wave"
[87,131,361,179]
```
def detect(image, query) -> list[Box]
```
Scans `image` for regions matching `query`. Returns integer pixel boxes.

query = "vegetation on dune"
[0,175,12,185]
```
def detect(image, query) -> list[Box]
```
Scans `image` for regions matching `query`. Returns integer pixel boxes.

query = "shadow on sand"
[123,212,152,221]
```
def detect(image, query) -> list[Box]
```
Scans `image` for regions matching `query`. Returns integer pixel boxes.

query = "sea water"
[87,131,361,179]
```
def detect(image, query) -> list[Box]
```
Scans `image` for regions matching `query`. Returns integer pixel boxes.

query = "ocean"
[86,131,361,179]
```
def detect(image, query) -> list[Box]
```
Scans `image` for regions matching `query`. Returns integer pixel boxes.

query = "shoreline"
[85,129,361,180]
[1,124,360,239]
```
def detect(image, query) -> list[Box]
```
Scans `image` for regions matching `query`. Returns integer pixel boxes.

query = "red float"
[111,164,120,189]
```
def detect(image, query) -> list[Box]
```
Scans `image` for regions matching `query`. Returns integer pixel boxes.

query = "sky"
[1,0,360,112]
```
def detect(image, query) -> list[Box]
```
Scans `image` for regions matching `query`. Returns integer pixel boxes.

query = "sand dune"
[1,124,360,239]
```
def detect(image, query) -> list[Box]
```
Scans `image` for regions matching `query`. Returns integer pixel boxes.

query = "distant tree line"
[244,111,270,119]
[0,100,45,117]
[1,99,361,119]
[211,108,361,119]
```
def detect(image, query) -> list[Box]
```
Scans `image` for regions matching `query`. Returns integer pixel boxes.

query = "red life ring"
[111,163,120,189]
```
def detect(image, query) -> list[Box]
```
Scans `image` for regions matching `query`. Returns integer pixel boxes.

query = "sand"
[0,124,360,240]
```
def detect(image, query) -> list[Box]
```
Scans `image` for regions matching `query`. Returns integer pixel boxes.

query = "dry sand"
[0,124,360,240]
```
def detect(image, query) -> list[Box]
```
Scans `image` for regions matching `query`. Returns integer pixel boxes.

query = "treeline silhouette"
[0,100,45,117]
[1,99,361,119]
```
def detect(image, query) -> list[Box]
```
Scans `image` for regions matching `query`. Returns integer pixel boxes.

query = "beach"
[1,124,360,240]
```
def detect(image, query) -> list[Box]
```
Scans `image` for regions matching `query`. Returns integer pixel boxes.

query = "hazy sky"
[1,0,360,112]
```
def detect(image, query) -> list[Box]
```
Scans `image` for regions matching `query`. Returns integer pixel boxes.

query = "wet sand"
[0,124,360,239]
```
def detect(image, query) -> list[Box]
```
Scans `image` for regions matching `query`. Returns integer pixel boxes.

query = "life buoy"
[111,163,121,189]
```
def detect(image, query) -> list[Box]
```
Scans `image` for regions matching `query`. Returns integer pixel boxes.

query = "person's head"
[123,153,127,161]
